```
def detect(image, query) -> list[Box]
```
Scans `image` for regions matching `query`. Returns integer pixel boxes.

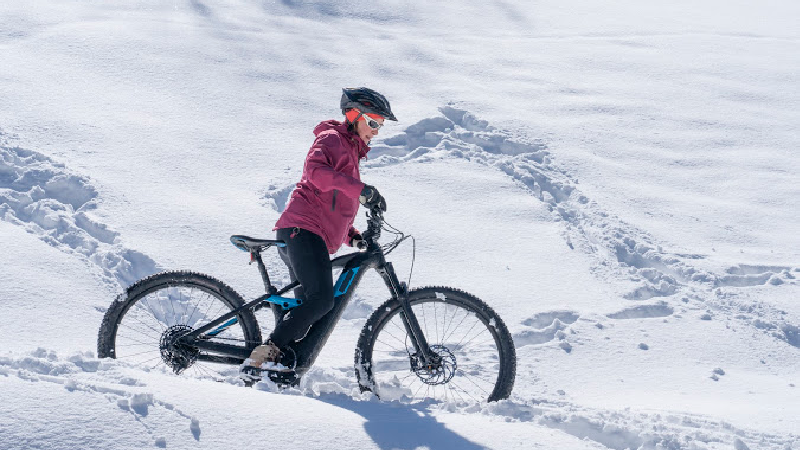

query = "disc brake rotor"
[410,344,457,385]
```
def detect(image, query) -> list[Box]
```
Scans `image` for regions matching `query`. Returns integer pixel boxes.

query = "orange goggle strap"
[345,109,383,123]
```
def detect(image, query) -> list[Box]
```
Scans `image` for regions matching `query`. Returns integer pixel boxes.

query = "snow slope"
[1,1,798,449]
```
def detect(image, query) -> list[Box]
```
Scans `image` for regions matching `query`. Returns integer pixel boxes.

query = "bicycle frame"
[180,221,436,383]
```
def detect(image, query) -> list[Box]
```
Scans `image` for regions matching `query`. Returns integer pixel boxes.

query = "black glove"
[359,185,387,212]
[350,233,367,250]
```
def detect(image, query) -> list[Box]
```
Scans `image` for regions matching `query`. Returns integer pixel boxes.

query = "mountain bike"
[97,208,516,403]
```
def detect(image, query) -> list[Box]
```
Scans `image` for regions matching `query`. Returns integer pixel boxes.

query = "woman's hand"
[359,185,387,212]
[350,233,367,250]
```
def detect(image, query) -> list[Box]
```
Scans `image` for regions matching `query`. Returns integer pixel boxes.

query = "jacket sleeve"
[305,133,365,199]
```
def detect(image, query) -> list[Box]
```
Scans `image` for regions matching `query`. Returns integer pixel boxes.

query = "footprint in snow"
[606,303,674,320]
[0,134,159,288]
[513,311,579,348]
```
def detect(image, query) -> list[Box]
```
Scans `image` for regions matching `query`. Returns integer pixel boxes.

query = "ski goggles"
[347,109,384,130]
[360,113,384,130]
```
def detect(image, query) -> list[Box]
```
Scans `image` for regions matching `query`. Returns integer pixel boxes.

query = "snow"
[1,1,799,449]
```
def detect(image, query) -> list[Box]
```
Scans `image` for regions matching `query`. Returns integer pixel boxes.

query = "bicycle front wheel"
[356,287,516,403]
[97,271,263,378]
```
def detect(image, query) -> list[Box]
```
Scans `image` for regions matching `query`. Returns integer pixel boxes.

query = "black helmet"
[341,87,397,121]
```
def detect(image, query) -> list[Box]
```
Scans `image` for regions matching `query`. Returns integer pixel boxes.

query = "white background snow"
[1,1,798,449]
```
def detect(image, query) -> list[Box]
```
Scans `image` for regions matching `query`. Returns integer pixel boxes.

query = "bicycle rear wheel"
[97,271,264,378]
[356,287,516,403]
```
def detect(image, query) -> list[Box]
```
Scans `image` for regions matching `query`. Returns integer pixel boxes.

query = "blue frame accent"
[206,317,238,336]
[201,268,357,339]
[333,267,360,297]
[263,295,302,311]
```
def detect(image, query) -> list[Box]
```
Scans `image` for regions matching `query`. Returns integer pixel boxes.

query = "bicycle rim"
[367,294,508,403]
[110,281,256,379]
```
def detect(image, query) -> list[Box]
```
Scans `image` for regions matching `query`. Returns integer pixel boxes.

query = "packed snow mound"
[1,132,159,288]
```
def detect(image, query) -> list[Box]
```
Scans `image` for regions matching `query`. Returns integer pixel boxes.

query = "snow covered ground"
[1,1,798,449]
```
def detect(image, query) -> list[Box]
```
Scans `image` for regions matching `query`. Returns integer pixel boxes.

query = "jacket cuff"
[347,227,360,245]
[343,181,366,200]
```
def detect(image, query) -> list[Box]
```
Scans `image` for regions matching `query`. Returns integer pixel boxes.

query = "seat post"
[252,250,277,295]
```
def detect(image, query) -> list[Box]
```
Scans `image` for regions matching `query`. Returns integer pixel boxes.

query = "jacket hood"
[313,120,370,158]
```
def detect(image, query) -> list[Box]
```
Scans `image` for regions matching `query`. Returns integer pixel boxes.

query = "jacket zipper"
[331,189,338,211]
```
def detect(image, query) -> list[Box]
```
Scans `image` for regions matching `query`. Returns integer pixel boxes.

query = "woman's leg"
[270,227,334,348]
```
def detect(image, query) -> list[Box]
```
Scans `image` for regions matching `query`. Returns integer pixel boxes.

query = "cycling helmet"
[340,87,397,121]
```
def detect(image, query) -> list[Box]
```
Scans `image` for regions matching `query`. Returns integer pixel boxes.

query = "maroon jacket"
[274,120,368,253]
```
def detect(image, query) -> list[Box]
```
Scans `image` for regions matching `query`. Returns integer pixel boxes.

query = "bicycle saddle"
[230,235,286,252]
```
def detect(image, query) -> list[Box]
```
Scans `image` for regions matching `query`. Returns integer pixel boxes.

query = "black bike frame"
[181,233,436,382]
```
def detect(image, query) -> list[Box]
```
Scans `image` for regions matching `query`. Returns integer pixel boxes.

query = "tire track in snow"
[0,131,158,289]
[366,106,693,300]
[444,397,794,450]
[4,348,795,450]
[363,107,799,347]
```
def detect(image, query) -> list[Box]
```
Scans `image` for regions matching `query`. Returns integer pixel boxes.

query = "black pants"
[270,227,334,348]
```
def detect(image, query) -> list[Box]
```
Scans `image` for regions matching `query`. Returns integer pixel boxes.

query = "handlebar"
[361,206,384,249]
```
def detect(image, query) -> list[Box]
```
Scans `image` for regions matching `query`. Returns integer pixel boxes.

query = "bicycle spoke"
[433,301,439,346]
[449,383,467,403]
[116,349,161,360]
[462,336,497,353]
[421,303,430,348]
[191,362,216,379]
[156,292,169,328]
[110,278,259,381]
[366,293,510,404]
[449,379,480,403]
[168,289,177,326]
[457,370,492,397]
[457,328,491,351]
[131,303,166,334]
[374,337,404,353]
[186,290,203,326]
[118,321,161,342]
[413,380,427,399]
[195,294,214,328]
[147,358,166,372]
[377,326,408,349]
[441,303,461,346]
[452,318,482,351]
[441,306,471,344]
[116,340,154,348]
[141,297,166,332]
[396,372,415,382]
[130,306,166,330]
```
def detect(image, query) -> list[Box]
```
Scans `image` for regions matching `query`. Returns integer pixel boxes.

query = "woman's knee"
[306,290,335,318]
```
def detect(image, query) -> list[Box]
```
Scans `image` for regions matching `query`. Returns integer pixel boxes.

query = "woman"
[244,87,396,373]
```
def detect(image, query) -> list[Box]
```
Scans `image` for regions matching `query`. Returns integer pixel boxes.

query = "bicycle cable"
[378,215,416,291]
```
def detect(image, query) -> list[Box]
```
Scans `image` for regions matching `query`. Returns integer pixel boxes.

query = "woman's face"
[356,116,385,145]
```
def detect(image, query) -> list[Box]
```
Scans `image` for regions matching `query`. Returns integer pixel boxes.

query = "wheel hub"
[159,324,199,374]
[410,345,457,385]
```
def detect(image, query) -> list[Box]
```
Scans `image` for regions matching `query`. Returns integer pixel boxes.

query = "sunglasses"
[360,114,383,130]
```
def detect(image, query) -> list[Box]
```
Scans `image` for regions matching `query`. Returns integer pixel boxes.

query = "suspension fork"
[377,258,440,366]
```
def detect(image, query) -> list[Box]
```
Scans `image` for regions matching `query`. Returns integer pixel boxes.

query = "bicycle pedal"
[266,369,298,386]
[239,365,263,384]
